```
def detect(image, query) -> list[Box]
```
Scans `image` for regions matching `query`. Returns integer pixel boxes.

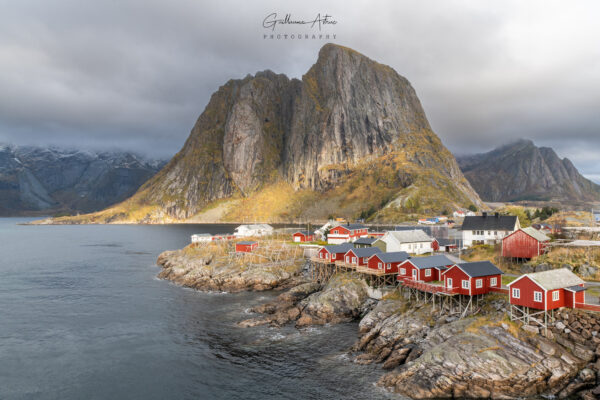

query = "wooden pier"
[309,257,397,287]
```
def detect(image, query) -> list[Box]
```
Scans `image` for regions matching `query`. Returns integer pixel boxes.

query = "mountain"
[52,43,483,224]
[457,139,600,202]
[0,144,165,216]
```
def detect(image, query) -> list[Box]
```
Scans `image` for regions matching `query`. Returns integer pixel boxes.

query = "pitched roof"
[509,268,584,291]
[237,241,257,245]
[435,238,458,247]
[354,237,377,245]
[322,243,354,254]
[294,230,312,236]
[520,227,551,242]
[408,255,455,270]
[376,251,411,263]
[461,214,518,231]
[384,230,433,244]
[348,247,382,258]
[566,285,586,292]
[337,223,367,230]
[454,261,504,278]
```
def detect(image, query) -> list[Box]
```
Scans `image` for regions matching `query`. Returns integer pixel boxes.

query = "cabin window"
[352,257,356,264]
[462,280,470,289]
[400,268,406,276]
[512,288,520,299]
[475,279,482,288]
[425,269,431,277]
[447,278,453,288]
[378,262,382,269]
[387,263,391,270]
[494,231,498,236]
[490,277,497,286]
[534,291,542,302]
[472,230,476,235]
[346,256,350,262]
[553,291,560,301]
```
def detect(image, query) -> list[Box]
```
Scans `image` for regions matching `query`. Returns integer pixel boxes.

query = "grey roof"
[510,268,584,291]
[519,227,551,242]
[435,238,458,246]
[384,230,433,244]
[408,255,455,270]
[354,237,377,245]
[376,251,410,263]
[566,285,586,292]
[455,261,504,278]
[322,243,354,254]
[237,241,257,245]
[461,215,518,231]
[347,247,382,258]
[342,223,367,230]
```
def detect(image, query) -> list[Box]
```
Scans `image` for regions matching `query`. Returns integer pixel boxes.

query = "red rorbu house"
[507,268,586,311]
[343,247,382,267]
[317,243,354,262]
[441,261,504,295]
[398,255,454,282]
[292,230,315,243]
[235,241,258,253]
[368,251,410,274]
[212,233,236,241]
[327,224,368,244]
[502,227,550,260]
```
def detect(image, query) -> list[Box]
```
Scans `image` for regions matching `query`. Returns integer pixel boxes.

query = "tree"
[468,204,478,212]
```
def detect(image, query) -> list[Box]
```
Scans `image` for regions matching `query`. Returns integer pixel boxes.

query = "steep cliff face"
[457,139,600,202]
[0,144,164,216]
[55,44,483,223]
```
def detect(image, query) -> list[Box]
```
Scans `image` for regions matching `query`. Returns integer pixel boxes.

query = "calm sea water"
[0,218,399,400]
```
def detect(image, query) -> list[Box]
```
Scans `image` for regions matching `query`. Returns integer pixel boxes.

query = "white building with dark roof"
[461,212,520,247]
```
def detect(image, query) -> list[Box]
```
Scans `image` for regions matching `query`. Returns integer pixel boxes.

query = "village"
[189,210,600,335]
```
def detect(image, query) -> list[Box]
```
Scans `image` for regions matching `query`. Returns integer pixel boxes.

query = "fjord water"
[0,219,397,400]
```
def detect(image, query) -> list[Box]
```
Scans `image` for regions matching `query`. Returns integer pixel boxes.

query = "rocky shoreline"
[157,246,600,399]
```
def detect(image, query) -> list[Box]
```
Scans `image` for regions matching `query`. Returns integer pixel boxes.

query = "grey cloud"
[0,0,598,182]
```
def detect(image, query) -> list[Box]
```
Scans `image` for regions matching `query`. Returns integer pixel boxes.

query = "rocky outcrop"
[0,144,164,216]
[353,297,600,399]
[156,246,304,292]
[58,43,483,223]
[239,273,374,327]
[457,139,600,202]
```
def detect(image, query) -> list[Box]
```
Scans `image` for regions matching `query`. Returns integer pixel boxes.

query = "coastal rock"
[156,245,304,293]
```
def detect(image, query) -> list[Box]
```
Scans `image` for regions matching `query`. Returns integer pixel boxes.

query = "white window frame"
[386,263,391,271]
[534,291,542,302]
[490,277,497,287]
[462,280,470,289]
[425,269,431,277]
[447,278,453,288]
[552,291,559,301]
[352,257,356,264]
[475,279,482,288]
[346,256,350,263]
[400,268,406,276]
[378,262,382,270]
[512,288,520,299]
[412,269,417,279]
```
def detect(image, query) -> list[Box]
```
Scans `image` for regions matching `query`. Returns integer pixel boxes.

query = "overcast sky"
[1,0,599,181]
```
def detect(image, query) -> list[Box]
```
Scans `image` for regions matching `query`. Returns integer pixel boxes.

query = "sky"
[0,0,599,181]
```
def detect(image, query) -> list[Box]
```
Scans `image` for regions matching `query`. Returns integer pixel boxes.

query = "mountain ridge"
[457,139,600,202]
[47,43,484,224]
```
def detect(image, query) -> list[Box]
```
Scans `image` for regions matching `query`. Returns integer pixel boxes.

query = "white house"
[234,224,274,237]
[373,229,434,255]
[461,213,520,247]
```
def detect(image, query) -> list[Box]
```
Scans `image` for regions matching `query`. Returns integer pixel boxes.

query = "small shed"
[432,238,459,252]
[293,230,315,243]
[236,241,258,253]
[354,237,377,248]
[343,247,382,266]
[442,261,504,295]
[367,251,410,274]
[399,255,454,282]
[502,227,550,259]
[507,268,586,311]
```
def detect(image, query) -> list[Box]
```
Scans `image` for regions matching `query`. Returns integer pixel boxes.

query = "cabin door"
[412,269,417,280]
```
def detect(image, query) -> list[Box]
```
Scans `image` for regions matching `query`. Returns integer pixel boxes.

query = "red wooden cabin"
[442,261,503,295]
[236,241,258,253]
[368,252,410,274]
[398,255,454,282]
[317,243,354,262]
[293,230,315,243]
[502,227,550,259]
[327,224,368,244]
[507,268,586,311]
[343,247,382,266]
